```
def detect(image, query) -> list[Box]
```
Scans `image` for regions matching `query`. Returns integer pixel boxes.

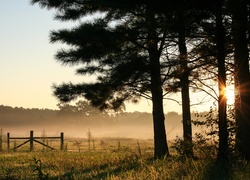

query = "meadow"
[0,137,249,180]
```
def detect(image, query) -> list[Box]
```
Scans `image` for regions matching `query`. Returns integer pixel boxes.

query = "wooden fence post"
[60,132,64,150]
[30,131,34,151]
[14,140,16,152]
[6,130,64,152]
[7,133,10,152]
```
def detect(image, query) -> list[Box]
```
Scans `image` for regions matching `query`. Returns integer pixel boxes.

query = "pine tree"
[230,0,250,160]
[31,0,171,158]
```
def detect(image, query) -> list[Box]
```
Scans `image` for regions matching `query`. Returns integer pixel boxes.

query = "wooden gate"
[7,130,64,152]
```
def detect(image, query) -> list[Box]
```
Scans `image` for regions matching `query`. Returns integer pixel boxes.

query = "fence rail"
[7,130,64,152]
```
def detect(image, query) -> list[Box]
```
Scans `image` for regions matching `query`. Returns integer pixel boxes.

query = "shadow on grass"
[204,159,232,180]
[60,162,139,179]
[52,154,144,179]
[35,153,239,179]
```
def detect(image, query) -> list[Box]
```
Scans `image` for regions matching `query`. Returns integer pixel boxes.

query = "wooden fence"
[7,130,64,152]
[0,128,2,151]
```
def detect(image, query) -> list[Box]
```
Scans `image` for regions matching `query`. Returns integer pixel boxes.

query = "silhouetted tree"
[167,0,217,157]
[31,0,171,158]
[230,0,250,160]
[175,5,193,158]
[215,0,228,160]
[30,0,250,161]
[183,0,231,160]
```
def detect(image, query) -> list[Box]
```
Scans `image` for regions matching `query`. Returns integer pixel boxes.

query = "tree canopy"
[31,0,250,160]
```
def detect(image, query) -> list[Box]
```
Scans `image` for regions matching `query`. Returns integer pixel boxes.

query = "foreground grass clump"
[0,150,211,180]
[0,148,249,179]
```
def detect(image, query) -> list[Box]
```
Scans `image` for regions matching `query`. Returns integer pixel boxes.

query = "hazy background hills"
[0,105,207,140]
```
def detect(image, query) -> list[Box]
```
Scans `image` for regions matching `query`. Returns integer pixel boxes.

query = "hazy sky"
[0,1,217,113]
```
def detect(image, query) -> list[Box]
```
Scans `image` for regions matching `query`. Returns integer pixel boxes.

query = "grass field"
[0,137,249,179]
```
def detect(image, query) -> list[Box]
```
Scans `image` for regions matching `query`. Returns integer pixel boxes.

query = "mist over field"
[0,105,206,140]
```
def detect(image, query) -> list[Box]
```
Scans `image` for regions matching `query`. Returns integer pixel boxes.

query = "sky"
[0,1,220,113]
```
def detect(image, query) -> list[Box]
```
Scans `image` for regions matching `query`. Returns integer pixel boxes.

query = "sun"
[225,86,235,104]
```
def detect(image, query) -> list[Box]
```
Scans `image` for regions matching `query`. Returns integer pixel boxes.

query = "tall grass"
[0,138,249,179]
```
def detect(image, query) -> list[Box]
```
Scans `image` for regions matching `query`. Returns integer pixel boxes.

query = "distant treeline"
[0,105,208,128]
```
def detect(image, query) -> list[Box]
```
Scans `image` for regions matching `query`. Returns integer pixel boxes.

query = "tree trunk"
[146,5,169,159]
[234,73,242,154]
[232,0,250,160]
[216,1,229,160]
[177,10,193,157]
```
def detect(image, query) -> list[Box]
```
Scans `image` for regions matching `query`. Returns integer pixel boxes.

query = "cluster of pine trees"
[31,0,250,160]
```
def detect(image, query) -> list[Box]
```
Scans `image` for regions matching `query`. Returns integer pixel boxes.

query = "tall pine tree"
[230,0,250,160]
[31,0,171,158]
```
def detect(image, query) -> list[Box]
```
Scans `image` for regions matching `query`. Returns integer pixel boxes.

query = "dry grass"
[0,137,249,179]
